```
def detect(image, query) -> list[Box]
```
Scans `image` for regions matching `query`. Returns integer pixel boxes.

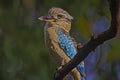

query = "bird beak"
[38,15,54,22]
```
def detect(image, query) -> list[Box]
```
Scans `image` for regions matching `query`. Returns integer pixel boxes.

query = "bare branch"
[54,0,120,80]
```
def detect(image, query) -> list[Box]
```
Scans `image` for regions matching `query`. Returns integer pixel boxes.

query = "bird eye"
[57,14,63,19]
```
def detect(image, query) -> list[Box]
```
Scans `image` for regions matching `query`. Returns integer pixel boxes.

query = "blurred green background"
[0,0,120,80]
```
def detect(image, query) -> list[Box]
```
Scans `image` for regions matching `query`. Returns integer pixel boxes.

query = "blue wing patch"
[57,29,85,78]
[57,29,77,58]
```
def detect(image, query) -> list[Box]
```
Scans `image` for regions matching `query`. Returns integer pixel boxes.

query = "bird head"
[38,7,73,32]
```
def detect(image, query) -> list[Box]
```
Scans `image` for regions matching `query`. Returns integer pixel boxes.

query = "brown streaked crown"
[48,7,73,21]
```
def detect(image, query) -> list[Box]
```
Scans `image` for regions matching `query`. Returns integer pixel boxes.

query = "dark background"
[0,0,120,80]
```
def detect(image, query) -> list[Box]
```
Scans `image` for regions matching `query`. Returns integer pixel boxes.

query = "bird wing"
[57,28,77,58]
[57,28,85,77]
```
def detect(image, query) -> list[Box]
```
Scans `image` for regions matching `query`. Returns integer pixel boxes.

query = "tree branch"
[54,0,120,80]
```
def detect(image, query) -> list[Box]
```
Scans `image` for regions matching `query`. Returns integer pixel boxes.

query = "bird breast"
[44,24,63,63]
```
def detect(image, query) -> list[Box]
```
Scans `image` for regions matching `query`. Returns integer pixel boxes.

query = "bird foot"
[56,59,65,70]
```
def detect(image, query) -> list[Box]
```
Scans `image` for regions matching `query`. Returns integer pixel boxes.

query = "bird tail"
[77,63,86,78]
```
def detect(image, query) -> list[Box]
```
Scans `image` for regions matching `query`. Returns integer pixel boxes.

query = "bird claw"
[56,59,65,70]
[56,66,62,70]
